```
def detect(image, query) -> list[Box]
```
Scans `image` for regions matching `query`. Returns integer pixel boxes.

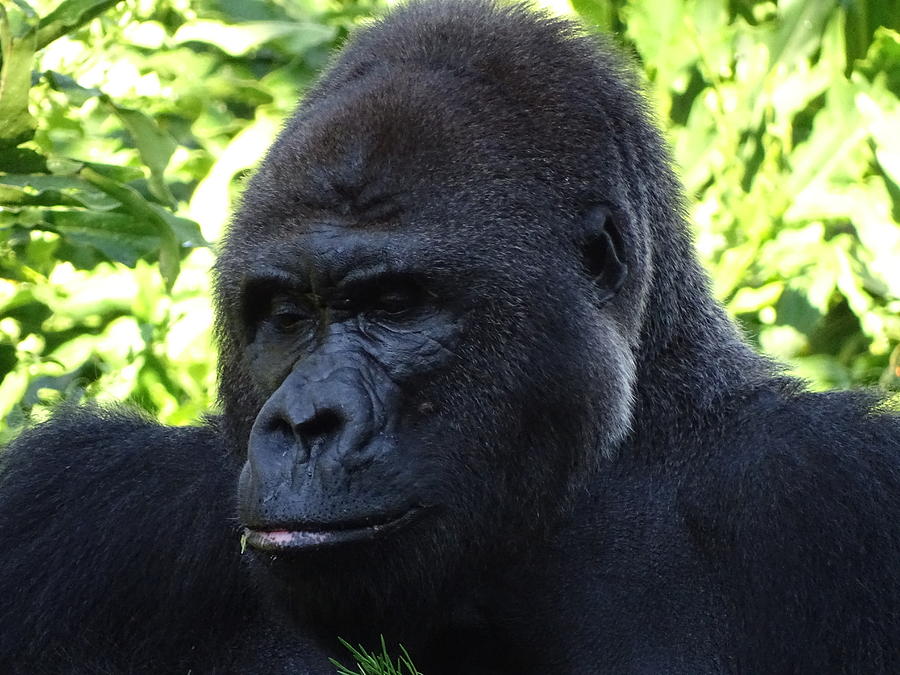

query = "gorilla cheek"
[590,318,637,453]
[543,302,637,459]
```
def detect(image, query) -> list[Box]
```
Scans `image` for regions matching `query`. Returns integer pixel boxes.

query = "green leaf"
[855,27,900,94]
[42,73,179,207]
[853,34,900,188]
[79,167,182,291]
[790,355,853,390]
[43,70,102,106]
[79,161,143,183]
[712,243,761,301]
[0,173,120,209]
[0,2,38,148]
[149,204,207,249]
[0,146,46,172]
[34,0,121,51]
[172,20,335,57]
[571,0,617,31]
[834,241,874,320]
[843,0,900,67]
[40,209,159,267]
[330,637,422,675]
[768,0,838,72]
[759,324,808,359]
[0,286,44,315]
[728,282,785,314]
[776,284,824,334]
[785,78,868,197]
[46,157,84,175]
[107,102,177,207]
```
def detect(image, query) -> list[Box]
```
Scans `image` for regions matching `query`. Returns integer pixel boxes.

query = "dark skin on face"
[233,199,628,559]
[237,226,462,548]
[219,152,636,669]
[202,2,648,657]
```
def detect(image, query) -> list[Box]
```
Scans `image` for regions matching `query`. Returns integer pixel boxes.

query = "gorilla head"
[213,0,718,633]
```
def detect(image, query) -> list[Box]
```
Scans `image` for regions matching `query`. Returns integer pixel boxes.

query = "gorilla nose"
[254,386,358,468]
[246,357,393,489]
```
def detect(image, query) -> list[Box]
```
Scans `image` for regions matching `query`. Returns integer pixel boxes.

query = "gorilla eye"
[373,288,414,315]
[365,277,424,319]
[267,296,313,332]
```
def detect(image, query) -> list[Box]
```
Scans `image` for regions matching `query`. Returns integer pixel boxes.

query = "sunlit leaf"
[34,0,120,50]
[0,1,38,147]
[785,78,868,197]
[40,209,160,267]
[0,173,120,209]
[43,70,103,106]
[172,20,335,57]
[108,104,177,207]
[571,0,616,31]
[843,0,900,67]
[79,167,182,290]
[728,282,785,314]
[768,0,838,72]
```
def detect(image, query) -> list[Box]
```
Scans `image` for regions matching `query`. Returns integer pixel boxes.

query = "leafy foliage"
[613,0,900,392]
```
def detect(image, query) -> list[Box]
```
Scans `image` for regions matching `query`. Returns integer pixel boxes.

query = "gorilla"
[2,1,899,673]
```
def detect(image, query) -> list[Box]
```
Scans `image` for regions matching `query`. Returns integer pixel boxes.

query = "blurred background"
[0,0,898,441]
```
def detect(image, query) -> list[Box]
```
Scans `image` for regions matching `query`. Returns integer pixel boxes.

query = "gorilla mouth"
[244,507,425,552]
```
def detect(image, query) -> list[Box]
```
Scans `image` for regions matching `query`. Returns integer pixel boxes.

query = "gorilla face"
[236,226,464,547]
[214,19,636,616]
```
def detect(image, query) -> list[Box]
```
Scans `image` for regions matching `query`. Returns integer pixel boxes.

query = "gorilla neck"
[630,245,771,459]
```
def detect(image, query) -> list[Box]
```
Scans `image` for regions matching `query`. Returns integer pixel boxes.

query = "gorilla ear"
[579,205,628,303]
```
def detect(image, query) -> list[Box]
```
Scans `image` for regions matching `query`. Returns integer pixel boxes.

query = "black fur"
[2,2,899,673]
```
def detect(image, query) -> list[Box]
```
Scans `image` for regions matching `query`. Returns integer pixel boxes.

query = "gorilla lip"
[244,507,424,552]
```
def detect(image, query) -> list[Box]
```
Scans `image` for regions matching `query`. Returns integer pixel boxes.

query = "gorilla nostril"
[266,416,294,441]
[296,408,344,442]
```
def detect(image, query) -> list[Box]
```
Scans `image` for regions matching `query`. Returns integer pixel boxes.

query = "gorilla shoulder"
[0,409,258,670]
[679,387,900,672]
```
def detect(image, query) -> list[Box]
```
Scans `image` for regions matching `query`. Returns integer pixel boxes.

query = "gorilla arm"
[0,408,330,672]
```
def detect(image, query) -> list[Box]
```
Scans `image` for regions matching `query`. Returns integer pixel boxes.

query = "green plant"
[599,0,900,391]
[331,637,422,675]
